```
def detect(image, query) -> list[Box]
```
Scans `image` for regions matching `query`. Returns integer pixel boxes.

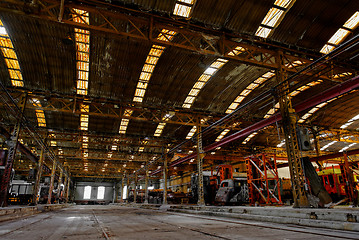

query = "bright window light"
[215,129,229,142]
[84,186,91,199]
[339,143,357,152]
[328,28,350,45]
[183,58,228,109]
[255,0,295,38]
[0,26,6,35]
[73,9,90,95]
[0,20,24,87]
[226,71,275,114]
[320,141,337,151]
[264,80,322,119]
[320,11,359,54]
[122,185,128,199]
[186,126,197,139]
[344,11,359,30]
[97,186,105,199]
[173,0,195,18]
[242,132,258,144]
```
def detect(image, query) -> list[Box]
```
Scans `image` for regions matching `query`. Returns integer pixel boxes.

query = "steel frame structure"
[246,153,282,205]
[1,89,244,131]
[0,0,353,81]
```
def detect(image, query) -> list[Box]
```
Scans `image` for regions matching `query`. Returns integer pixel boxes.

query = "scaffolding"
[246,153,283,205]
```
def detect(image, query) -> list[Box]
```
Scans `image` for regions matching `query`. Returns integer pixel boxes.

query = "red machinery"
[246,153,283,206]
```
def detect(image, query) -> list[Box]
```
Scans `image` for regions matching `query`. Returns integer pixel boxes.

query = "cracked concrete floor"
[0,205,358,240]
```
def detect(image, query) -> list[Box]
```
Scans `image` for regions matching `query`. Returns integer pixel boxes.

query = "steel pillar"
[65,176,70,203]
[134,173,137,203]
[33,147,45,205]
[276,52,309,208]
[163,152,168,205]
[63,176,68,203]
[114,182,118,203]
[47,161,57,204]
[0,94,27,207]
[126,177,129,202]
[343,153,357,205]
[57,169,63,202]
[196,124,205,206]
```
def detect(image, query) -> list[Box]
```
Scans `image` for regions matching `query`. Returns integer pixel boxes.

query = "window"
[122,185,128,199]
[97,186,105,200]
[83,186,91,199]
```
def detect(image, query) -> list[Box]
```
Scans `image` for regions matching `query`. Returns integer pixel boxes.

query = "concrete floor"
[0,205,358,240]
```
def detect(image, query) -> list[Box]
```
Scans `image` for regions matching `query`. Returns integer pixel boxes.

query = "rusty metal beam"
[2,89,243,131]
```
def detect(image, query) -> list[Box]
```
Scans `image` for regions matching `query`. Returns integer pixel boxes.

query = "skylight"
[264,80,323,119]
[173,0,195,18]
[215,129,230,142]
[31,98,46,127]
[339,143,357,152]
[242,132,258,144]
[154,122,166,137]
[320,11,359,54]
[226,71,275,114]
[340,113,359,129]
[186,126,197,139]
[133,29,176,103]
[79,103,89,160]
[298,97,338,124]
[255,0,295,38]
[119,109,133,134]
[183,58,228,108]
[0,20,24,87]
[73,9,90,95]
[80,104,89,131]
[320,141,337,151]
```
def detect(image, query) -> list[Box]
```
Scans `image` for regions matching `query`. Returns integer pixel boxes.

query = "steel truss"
[246,153,282,205]
[2,90,243,130]
[317,128,359,144]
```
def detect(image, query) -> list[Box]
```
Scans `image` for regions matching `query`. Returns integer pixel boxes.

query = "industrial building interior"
[1,0,359,239]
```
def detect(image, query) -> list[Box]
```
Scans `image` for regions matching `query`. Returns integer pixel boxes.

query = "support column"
[144,162,149,204]
[134,173,137,203]
[33,147,45,205]
[114,182,119,203]
[47,161,57,204]
[276,52,309,208]
[197,122,205,206]
[57,169,63,203]
[65,176,70,203]
[344,153,357,205]
[312,128,322,170]
[126,177,130,203]
[0,94,27,207]
[63,176,68,203]
[163,152,168,205]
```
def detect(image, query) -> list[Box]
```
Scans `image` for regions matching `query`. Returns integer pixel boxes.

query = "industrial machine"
[214,178,248,205]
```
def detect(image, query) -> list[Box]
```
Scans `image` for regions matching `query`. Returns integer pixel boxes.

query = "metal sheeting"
[1,13,75,95]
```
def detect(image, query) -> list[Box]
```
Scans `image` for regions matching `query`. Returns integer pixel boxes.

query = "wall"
[74,182,114,203]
